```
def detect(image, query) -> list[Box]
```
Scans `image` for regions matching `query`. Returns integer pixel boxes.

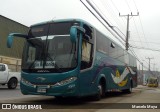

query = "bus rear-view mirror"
[7,33,28,48]
[70,26,85,43]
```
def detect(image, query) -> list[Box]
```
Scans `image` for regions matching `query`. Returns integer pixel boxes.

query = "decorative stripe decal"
[111,67,136,86]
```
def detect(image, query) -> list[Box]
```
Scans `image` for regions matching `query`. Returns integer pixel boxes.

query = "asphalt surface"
[0,85,160,112]
[0,85,37,100]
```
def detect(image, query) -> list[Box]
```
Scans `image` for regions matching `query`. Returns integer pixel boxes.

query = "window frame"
[0,64,6,71]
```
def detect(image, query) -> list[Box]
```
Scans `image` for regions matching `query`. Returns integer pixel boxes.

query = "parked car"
[0,63,20,89]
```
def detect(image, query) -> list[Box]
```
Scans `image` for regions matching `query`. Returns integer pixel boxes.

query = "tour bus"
[7,19,137,100]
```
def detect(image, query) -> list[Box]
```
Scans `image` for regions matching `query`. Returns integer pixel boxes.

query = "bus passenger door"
[79,39,94,96]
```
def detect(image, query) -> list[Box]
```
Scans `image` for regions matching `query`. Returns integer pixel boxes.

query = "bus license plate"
[37,88,46,93]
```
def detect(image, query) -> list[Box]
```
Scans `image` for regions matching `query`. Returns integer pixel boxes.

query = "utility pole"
[119,12,139,51]
[145,57,154,71]
[141,62,143,75]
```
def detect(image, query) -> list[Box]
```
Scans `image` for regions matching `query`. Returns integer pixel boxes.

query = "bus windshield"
[22,22,78,73]
[22,35,77,73]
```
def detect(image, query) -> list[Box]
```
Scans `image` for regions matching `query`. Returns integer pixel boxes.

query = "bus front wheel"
[94,82,105,101]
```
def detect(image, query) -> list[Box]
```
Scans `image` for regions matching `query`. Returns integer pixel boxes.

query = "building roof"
[0,15,29,58]
[0,15,28,27]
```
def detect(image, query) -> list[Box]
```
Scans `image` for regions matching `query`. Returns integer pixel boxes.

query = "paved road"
[0,85,37,100]
[0,85,160,112]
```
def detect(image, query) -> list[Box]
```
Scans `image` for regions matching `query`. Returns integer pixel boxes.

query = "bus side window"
[81,39,92,70]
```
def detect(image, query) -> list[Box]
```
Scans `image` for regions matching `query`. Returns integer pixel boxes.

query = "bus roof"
[30,18,93,27]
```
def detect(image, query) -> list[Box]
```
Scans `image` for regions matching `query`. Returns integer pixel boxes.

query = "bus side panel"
[78,69,96,96]
[77,49,137,97]
[94,52,137,91]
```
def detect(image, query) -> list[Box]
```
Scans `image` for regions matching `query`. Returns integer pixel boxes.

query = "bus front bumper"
[20,81,78,97]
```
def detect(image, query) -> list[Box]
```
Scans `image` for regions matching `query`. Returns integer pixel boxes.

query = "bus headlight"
[21,78,35,87]
[54,77,77,86]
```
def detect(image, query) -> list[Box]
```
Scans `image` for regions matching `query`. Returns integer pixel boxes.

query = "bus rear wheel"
[122,81,132,94]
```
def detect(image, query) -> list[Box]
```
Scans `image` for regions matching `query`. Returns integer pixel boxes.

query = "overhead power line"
[80,0,151,71]
[130,45,160,52]
[109,0,126,27]
[80,0,125,45]
[132,0,139,12]
[100,0,126,29]
[85,0,126,42]
[130,40,160,45]
[131,0,155,63]
[125,0,132,12]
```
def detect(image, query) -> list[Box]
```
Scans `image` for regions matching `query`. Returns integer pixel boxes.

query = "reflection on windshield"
[22,36,77,73]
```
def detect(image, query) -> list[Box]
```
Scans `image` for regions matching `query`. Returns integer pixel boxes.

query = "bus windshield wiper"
[46,53,63,73]
[28,60,38,69]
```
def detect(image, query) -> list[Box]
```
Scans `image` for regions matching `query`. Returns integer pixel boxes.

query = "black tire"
[94,82,105,101]
[8,78,18,89]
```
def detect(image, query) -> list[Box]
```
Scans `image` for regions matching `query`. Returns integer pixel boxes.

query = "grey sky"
[0,0,160,71]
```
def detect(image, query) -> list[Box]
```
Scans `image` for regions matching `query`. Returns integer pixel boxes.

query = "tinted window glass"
[96,31,109,55]
[0,65,5,71]
[28,22,80,38]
